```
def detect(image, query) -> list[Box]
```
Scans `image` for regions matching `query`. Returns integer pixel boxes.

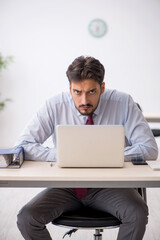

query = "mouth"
[79,104,93,110]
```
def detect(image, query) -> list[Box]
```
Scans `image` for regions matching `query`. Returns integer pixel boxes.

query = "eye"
[89,89,96,94]
[74,90,81,95]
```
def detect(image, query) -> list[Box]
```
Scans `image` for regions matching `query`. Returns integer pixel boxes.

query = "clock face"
[88,19,107,38]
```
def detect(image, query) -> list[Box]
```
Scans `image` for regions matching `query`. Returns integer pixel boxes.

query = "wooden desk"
[144,113,160,123]
[0,161,160,188]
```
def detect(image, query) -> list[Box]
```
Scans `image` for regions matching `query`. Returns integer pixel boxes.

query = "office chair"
[52,188,146,240]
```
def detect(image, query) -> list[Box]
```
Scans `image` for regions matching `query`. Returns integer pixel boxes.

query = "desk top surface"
[143,113,160,122]
[0,161,160,188]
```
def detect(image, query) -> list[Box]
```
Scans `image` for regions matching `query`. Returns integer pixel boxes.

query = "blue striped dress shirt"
[15,89,158,162]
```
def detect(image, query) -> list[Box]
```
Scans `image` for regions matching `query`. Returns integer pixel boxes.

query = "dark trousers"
[17,188,148,240]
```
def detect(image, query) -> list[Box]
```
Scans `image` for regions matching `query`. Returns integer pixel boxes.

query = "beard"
[76,98,100,116]
[77,104,94,116]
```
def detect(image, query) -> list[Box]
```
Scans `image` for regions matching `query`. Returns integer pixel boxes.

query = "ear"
[69,83,71,93]
[100,82,105,94]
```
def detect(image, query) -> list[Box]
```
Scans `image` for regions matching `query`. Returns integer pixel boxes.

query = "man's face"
[69,79,105,115]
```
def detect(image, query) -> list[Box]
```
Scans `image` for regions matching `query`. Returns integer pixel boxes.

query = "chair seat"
[52,208,121,228]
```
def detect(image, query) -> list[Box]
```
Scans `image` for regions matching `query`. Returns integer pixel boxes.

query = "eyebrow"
[72,88,81,91]
[88,88,97,92]
[72,88,98,93]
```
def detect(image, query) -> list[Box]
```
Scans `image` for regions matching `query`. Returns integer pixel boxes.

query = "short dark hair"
[66,56,105,85]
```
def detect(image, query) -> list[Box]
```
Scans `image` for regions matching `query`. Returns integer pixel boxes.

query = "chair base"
[94,229,103,240]
[61,228,104,240]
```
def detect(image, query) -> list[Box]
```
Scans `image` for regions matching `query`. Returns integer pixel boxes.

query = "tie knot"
[86,115,94,125]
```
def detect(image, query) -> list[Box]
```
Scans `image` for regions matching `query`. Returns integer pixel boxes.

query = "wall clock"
[88,19,107,38]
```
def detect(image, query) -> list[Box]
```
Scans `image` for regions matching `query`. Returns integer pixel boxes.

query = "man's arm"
[124,96,158,161]
[15,100,56,162]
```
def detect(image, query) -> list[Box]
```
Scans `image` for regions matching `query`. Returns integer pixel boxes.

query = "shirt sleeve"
[124,95,158,161]
[15,99,56,162]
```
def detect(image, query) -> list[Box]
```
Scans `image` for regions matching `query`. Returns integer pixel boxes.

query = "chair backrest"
[152,129,160,137]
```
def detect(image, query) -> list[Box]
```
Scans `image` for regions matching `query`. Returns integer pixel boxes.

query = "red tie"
[73,114,93,199]
[86,115,94,125]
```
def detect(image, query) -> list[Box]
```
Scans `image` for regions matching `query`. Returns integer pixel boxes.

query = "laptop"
[56,125,124,168]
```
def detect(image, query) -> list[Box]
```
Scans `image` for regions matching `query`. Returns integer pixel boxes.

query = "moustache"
[79,104,93,108]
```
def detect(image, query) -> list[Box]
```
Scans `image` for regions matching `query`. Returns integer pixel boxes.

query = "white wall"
[0,0,160,147]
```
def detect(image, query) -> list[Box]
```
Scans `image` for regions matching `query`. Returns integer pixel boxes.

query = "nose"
[81,93,88,105]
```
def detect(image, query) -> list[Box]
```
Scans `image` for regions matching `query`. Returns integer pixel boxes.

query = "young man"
[16,56,158,240]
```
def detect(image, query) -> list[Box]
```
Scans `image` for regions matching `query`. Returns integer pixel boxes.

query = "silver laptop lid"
[57,125,124,168]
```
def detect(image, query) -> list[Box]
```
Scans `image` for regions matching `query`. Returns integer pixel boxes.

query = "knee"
[137,201,148,224]
[124,200,148,225]
[17,204,37,230]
